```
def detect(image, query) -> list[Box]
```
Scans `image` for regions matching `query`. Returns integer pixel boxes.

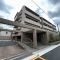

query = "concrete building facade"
[0,27,11,40]
[12,6,57,48]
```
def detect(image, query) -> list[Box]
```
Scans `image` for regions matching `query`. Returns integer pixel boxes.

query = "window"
[15,12,22,21]
[25,13,40,22]
[18,17,22,22]
[25,6,39,17]
[43,22,47,26]
[25,22,40,28]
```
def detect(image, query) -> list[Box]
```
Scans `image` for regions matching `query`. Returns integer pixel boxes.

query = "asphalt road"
[0,40,16,47]
[42,46,60,60]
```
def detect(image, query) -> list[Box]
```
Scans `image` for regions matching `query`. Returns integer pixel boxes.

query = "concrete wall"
[48,30,58,37]
[0,31,11,36]
[0,31,11,40]
[46,30,58,42]
[0,36,11,40]
[39,32,49,45]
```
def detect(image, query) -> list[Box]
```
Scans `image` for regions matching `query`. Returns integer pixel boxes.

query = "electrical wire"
[30,0,55,24]
[30,0,59,31]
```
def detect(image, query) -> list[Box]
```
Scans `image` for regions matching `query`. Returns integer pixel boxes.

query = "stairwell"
[23,38,33,47]
[16,38,33,51]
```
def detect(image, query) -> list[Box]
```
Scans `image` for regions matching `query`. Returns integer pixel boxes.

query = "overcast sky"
[0,0,60,29]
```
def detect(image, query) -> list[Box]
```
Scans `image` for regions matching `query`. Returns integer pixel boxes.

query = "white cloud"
[5,0,55,24]
[0,0,56,29]
[5,0,39,20]
[33,0,55,24]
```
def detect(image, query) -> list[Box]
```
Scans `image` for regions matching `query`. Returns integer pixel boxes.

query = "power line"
[40,0,50,12]
[30,0,54,23]
[31,0,48,16]
[31,0,59,32]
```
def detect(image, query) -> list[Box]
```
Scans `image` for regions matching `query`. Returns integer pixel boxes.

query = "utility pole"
[57,24,59,33]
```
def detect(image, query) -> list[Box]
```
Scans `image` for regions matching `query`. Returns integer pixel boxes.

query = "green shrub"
[54,35,59,41]
[49,33,54,42]
[49,33,60,43]
[58,32,60,40]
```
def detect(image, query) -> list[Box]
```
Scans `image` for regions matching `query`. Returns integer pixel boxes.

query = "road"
[42,46,60,60]
[0,40,16,47]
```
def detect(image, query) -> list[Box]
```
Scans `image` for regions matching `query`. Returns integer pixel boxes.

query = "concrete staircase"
[23,38,33,48]
[16,41,33,51]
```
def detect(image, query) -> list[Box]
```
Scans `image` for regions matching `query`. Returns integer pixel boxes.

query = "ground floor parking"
[13,29,49,48]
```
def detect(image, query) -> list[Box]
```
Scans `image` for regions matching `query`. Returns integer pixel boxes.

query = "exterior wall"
[41,32,49,44]
[43,25,53,31]
[14,6,56,33]
[25,10,40,20]
[0,31,11,36]
[42,19,53,27]
[25,18,41,27]
[46,30,58,42]
[0,36,11,40]
[0,31,11,40]
[48,30,57,37]
[13,6,57,48]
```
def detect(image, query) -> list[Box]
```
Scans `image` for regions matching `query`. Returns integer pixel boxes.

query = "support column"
[21,32,24,42]
[33,29,37,48]
[11,32,12,40]
[46,32,49,44]
[15,36,17,42]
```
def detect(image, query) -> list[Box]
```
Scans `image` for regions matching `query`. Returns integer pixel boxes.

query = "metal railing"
[23,38,33,47]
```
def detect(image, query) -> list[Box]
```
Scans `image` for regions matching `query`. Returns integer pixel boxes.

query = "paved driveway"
[0,40,16,47]
[0,40,26,59]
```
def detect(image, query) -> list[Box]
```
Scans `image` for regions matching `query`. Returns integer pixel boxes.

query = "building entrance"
[37,32,46,45]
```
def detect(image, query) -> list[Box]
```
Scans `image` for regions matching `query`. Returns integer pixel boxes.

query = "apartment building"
[12,6,57,48]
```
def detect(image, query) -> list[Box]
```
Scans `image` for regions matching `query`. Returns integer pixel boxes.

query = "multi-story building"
[12,6,57,48]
